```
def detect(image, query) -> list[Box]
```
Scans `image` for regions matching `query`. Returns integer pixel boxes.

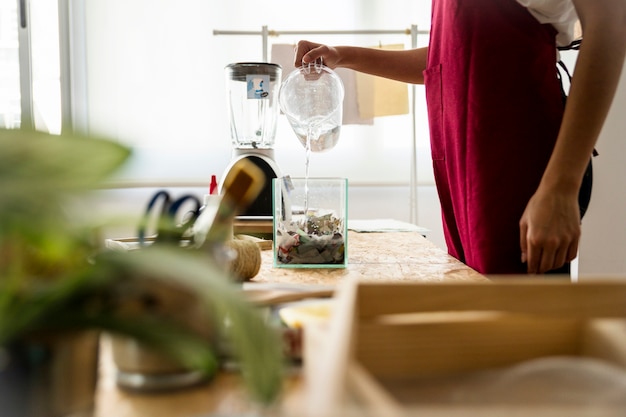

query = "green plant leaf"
[0,128,130,190]
[0,128,285,405]
[0,129,130,226]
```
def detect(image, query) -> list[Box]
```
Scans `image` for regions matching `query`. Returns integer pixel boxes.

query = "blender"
[221,62,282,220]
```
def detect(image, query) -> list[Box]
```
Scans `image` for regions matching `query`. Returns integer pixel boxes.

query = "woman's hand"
[519,187,581,274]
[294,40,342,69]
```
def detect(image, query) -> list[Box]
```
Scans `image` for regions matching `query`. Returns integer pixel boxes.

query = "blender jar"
[225,63,282,149]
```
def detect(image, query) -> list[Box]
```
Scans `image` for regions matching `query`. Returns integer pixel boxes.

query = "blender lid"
[225,62,282,81]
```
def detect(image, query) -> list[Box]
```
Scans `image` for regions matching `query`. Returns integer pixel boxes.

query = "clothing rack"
[213,25,430,225]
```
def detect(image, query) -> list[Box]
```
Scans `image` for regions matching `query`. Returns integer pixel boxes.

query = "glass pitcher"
[279,64,344,152]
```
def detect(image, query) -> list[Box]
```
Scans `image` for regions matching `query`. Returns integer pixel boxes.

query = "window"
[0,0,20,128]
[0,0,62,133]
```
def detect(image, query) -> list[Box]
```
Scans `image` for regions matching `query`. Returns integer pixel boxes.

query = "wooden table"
[253,231,487,285]
[94,231,486,417]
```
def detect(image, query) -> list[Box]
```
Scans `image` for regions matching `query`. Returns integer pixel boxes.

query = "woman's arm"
[294,40,429,84]
[520,0,626,273]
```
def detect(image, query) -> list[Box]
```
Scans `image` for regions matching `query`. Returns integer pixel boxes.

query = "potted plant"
[0,129,285,417]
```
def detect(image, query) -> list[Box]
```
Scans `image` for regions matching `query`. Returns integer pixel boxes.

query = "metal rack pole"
[212,26,429,61]
[213,25,428,225]
[409,24,419,224]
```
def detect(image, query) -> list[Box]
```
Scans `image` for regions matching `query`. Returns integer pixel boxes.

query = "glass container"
[273,177,348,268]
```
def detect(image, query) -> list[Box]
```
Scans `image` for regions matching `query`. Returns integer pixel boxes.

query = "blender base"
[220,150,280,238]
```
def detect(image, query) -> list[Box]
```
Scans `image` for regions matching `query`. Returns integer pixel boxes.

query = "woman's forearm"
[540,0,626,194]
[296,40,428,84]
[333,46,429,84]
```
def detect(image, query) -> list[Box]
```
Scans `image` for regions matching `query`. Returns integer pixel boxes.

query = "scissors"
[137,190,201,246]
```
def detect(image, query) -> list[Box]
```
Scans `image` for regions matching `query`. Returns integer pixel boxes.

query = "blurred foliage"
[0,129,284,404]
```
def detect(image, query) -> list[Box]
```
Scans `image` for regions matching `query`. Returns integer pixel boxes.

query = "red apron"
[424,0,564,274]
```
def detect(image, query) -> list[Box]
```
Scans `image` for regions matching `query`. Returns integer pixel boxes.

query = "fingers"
[519,221,528,264]
[551,246,569,273]
[519,192,581,274]
[552,239,579,272]
[522,230,580,274]
[525,240,541,274]
[294,40,339,70]
[294,40,321,67]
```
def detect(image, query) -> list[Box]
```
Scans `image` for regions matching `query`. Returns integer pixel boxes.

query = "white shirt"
[516,0,582,47]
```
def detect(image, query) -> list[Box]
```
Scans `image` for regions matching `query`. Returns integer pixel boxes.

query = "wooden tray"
[302,277,626,417]
[233,217,273,236]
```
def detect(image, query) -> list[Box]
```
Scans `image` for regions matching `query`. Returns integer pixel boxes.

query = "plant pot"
[109,276,215,392]
[0,331,100,417]
[110,335,210,391]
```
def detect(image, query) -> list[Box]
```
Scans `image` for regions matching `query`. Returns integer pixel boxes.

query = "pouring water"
[279,64,344,230]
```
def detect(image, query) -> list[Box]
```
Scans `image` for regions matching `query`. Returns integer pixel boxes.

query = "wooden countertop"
[94,231,486,417]
[95,337,305,417]
[253,231,487,285]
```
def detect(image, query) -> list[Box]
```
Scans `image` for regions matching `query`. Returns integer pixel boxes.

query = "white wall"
[578,57,626,278]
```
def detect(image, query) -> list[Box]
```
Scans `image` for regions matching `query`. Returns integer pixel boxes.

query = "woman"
[294,0,626,275]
